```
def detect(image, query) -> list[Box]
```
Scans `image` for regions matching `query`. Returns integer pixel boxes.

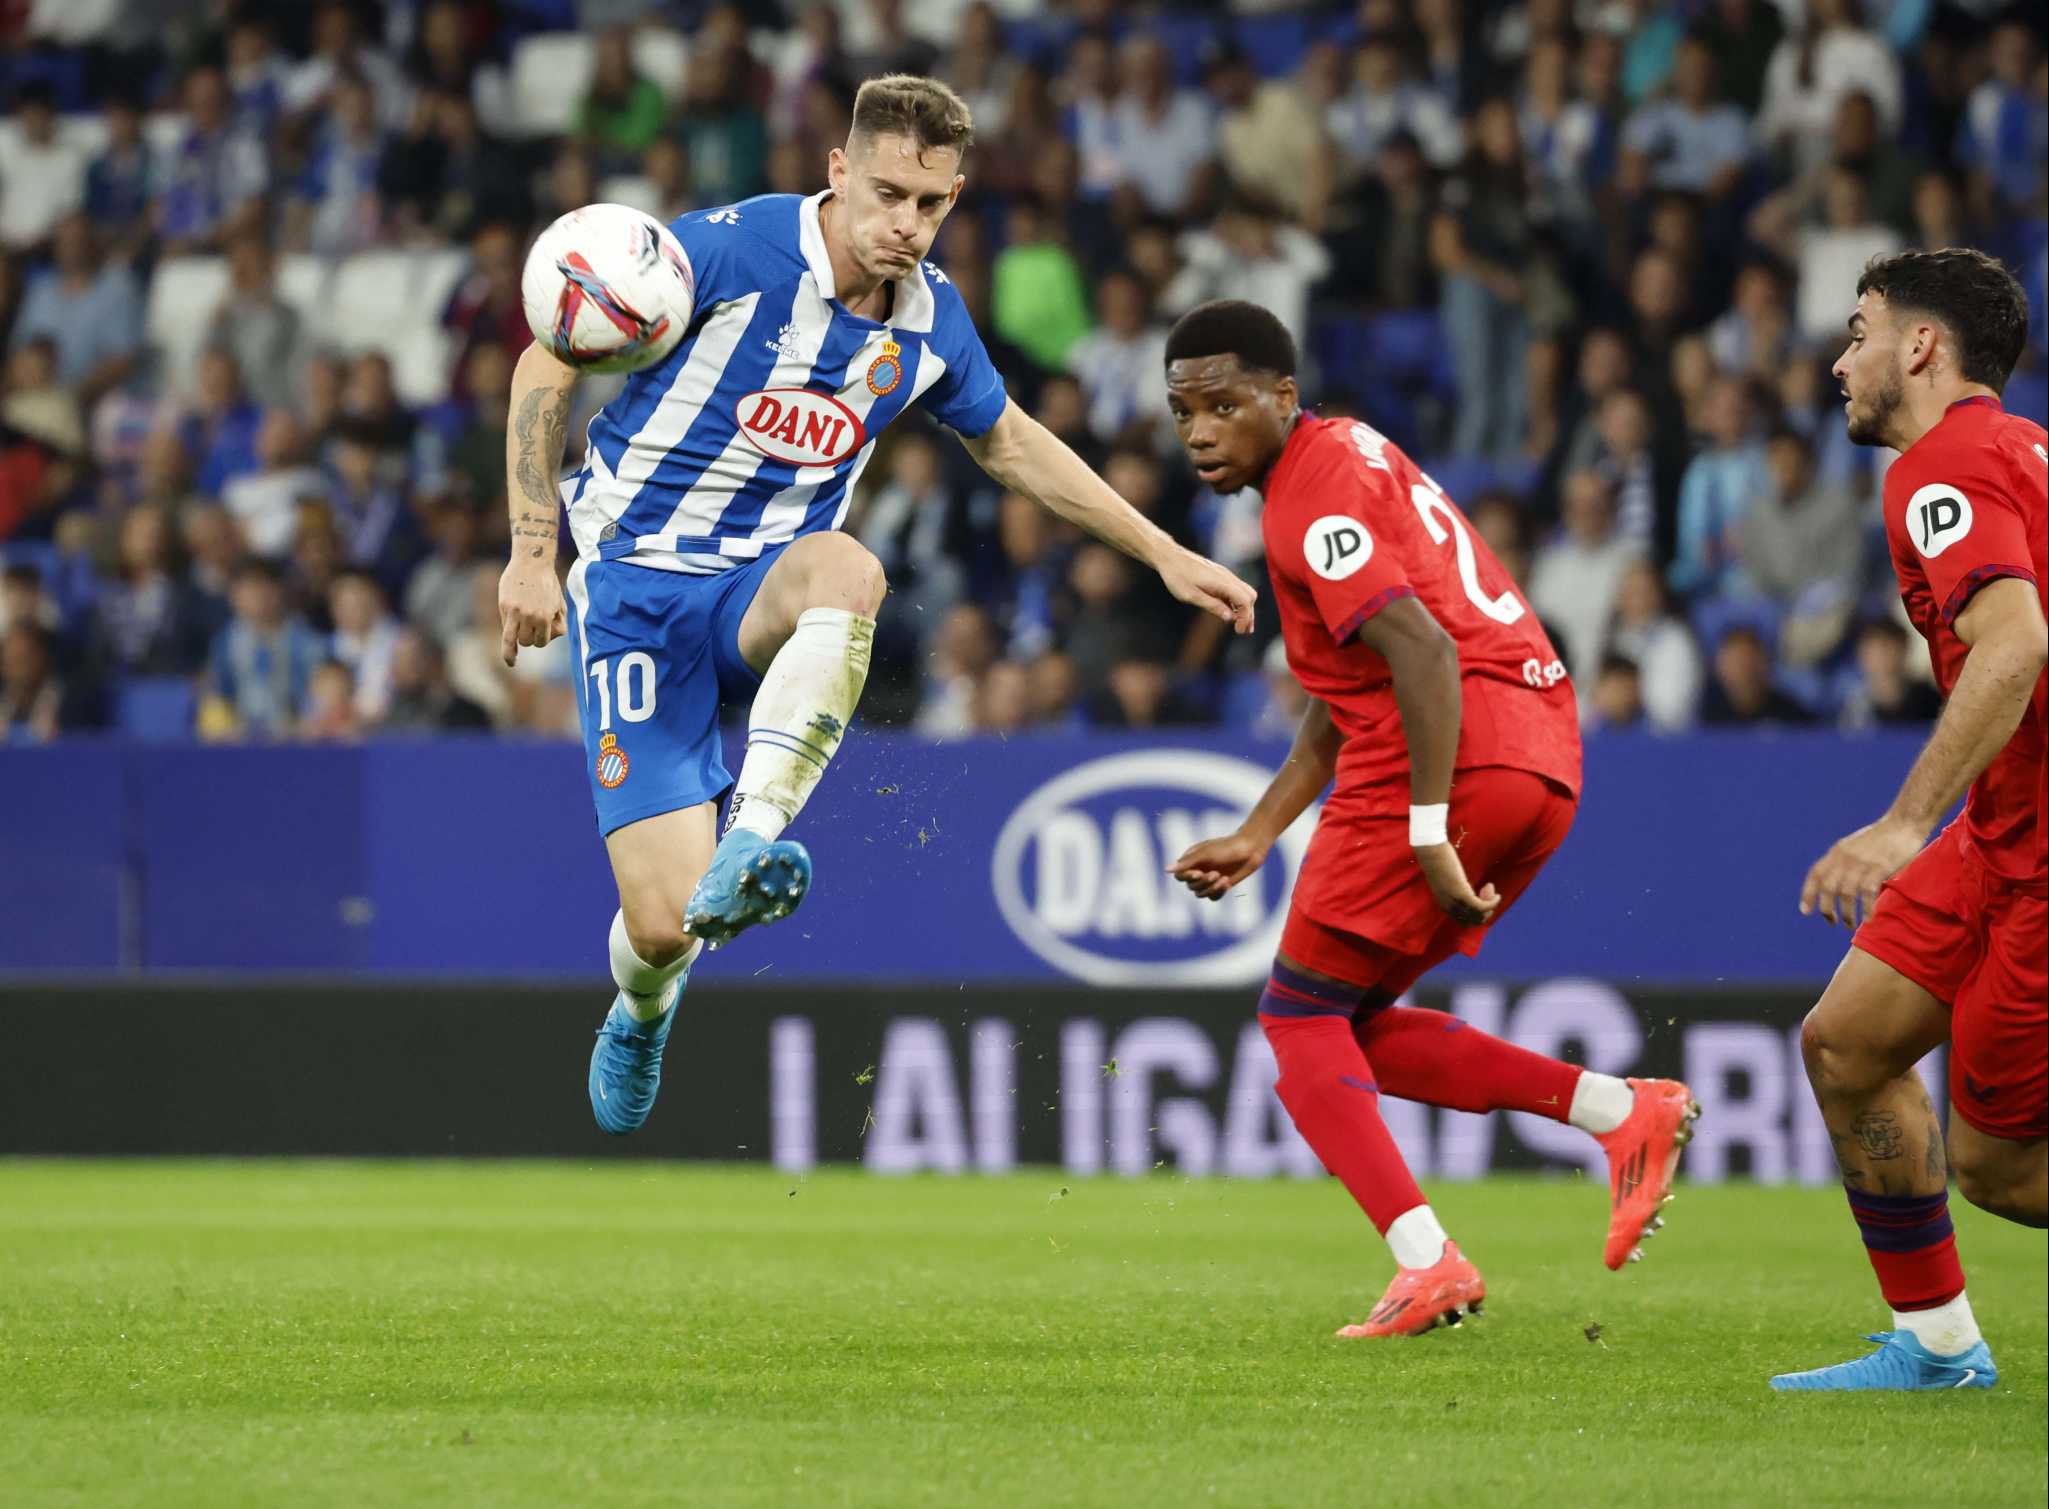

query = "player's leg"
[685,532,884,945]
[1943,885,2048,1227]
[1260,932,1483,1338]
[1770,940,1996,1390]
[1947,1117,2047,1227]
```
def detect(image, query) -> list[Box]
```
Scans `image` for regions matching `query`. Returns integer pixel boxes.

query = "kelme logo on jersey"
[1304,515,1372,581]
[735,388,868,467]
[990,751,1316,986]
[1906,481,1973,559]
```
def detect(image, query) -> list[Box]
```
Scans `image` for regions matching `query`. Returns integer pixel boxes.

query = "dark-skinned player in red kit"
[1160,301,1699,1339]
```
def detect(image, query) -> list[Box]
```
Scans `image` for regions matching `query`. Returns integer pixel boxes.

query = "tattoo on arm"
[1853,1111,1904,1160]
[512,385,569,510]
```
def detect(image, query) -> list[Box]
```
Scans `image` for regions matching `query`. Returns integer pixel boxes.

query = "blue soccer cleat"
[684,829,812,949]
[588,994,676,1136]
[1770,1330,1998,1392]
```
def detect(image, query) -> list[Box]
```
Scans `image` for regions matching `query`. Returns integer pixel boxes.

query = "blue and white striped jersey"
[562,191,1009,574]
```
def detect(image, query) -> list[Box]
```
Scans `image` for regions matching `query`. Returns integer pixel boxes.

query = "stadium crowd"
[0,0,2043,744]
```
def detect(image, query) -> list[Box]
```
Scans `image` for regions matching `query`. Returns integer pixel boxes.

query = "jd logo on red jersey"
[1304,515,1372,581]
[1906,482,1973,559]
[735,388,867,467]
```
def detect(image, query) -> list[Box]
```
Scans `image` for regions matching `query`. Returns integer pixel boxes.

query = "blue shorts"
[564,551,780,836]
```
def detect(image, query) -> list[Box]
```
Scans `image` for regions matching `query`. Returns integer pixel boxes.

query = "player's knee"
[623,913,693,968]
[793,533,886,616]
[1798,1004,1887,1099]
[1950,1138,2048,1226]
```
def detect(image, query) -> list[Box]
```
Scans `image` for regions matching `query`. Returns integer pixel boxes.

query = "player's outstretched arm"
[1356,597,1499,928]
[1168,698,1343,900]
[499,342,577,667]
[960,398,1256,633]
[1802,577,2048,926]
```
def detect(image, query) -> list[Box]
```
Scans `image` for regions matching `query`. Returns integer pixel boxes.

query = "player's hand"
[1416,843,1500,927]
[1800,814,1926,929]
[498,559,567,667]
[1158,547,1256,634]
[1167,831,1269,900]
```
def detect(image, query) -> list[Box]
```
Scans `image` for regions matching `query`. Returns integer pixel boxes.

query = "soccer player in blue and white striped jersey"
[498,75,1257,1137]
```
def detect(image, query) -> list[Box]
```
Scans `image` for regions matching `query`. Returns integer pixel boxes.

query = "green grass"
[0,1163,2041,1508]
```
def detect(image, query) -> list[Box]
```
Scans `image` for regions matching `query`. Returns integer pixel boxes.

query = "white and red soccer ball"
[521,203,695,374]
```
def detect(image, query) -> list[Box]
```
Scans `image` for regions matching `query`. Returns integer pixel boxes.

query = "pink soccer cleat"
[1595,1077,1700,1270]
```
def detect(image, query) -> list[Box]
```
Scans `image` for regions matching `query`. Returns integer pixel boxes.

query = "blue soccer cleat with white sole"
[684,829,812,949]
[589,994,676,1136]
[1770,1330,1998,1392]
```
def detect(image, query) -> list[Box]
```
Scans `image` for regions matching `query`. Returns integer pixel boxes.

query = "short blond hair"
[851,74,974,161]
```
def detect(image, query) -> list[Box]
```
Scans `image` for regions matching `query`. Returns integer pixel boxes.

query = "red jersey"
[1882,395,2048,887]
[1261,414,1582,813]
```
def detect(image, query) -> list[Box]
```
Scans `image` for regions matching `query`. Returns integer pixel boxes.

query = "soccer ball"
[521,203,694,374]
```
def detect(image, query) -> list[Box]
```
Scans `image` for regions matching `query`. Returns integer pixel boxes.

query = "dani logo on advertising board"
[990,751,1317,986]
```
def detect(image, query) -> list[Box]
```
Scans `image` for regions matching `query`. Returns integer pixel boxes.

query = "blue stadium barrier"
[113,677,196,743]
[0,729,1936,985]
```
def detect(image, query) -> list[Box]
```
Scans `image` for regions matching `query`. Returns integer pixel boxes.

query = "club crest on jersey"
[1304,515,1372,581]
[735,388,868,466]
[1906,482,1973,558]
[595,732,630,789]
[865,338,904,397]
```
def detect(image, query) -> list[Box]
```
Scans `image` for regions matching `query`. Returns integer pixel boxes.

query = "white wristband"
[1409,803,1449,847]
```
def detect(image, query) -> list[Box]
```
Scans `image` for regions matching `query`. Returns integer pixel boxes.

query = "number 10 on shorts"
[587,652,658,729]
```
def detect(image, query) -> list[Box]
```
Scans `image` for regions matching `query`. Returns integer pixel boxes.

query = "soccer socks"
[727,607,874,842]
[609,909,701,1022]
[1259,968,1431,1242]
[1845,1187,1980,1355]
[1350,1005,1599,1125]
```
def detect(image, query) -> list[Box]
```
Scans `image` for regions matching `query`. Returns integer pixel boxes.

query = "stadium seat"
[143,256,230,399]
[599,174,663,216]
[410,249,473,330]
[325,250,421,355]
[1235,12,1316,78]
[1218,671,1270,726]
[114,677,196,742]
[1155,14,1220,85]
[633,28,690,103]
[1420,456,1497,504]
[508,31,594,137]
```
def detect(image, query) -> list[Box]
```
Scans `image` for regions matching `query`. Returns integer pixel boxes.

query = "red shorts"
[1280,766,1577,1000]
[1854,821,2048,1141]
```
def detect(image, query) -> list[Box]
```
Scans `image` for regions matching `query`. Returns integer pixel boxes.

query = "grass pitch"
[0,1162,2041,1509]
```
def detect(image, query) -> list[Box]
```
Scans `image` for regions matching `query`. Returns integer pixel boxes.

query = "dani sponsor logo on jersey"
[990,751,1317,986]
[734,388,868,466]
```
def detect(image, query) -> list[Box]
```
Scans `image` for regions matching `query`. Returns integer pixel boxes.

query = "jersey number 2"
[1410,475,1524,625]
[588,652,657,728]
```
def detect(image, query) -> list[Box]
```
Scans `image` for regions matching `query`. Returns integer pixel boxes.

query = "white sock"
[609,909,700,1022]
[1385,1204,1449,1270]
[1893,1291,1983,1358]
[1568,1072,1634,1134]
[726,607,873,843]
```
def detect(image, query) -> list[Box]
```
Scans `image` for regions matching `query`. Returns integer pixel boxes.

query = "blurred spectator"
[1587,652,1646,731]
[975,657,1034,733]
[341,351,418,470]
[1618,35,1751,202]
[677,43,769,208]
[326,424,421,590]
[285,0,410,131]
[1163,191,1331,362]
[1737,426,1865,666]
[205,235,306,406]
[1106,37,1217,218]
[381,625,491,733]
[1328,31,1463,175]
[298,660,362,742]
[181,503,246,612]
[1608,558,1703,730]
[292,506,345,637]
[1067,267,1169,449]
[1061,34,1123,201]
[178,350,265,500]
[993,490,1067,661]
[1701,625,1814,726]
[845,0,940,78]
[992,198,1092,375]
[940,3,1016,140]
[577,27,670,170]
[1758,0,1901,175]
[1706,260,1794,382]
[1585,387,1669,555]
[1959,21,2048,226]
[447,563,515,726]
[854,428,969,636]
[225,16,293,140]
[1792,167,1905,344]
[3,622,95,741]
[81,92,154,257]
[1751,91,1920,240]
[1698,0,1786,115]
[1466,489,1530,585]
[383,90,532,242]
[3,338,86,461]
[1908,167,1970,252]
[203,559,324,740]
[89,503,215,678]
[289,72,389,256]
[404,499,489,650]
[224,411,325,560]
[1838,617,1944,729]
[11,213,141,400]
[1250,634,1311,740]
[0,562,60,637]
[1670,374,1768,598]
[915,602,1000,737]
[1528,469,1637,683]
[157,66,270,258]
[443,223,531,395]
[1328,130,1439,312]
[329,568,401,722]
[0,82,87,253]
[1215,46,1334,231]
